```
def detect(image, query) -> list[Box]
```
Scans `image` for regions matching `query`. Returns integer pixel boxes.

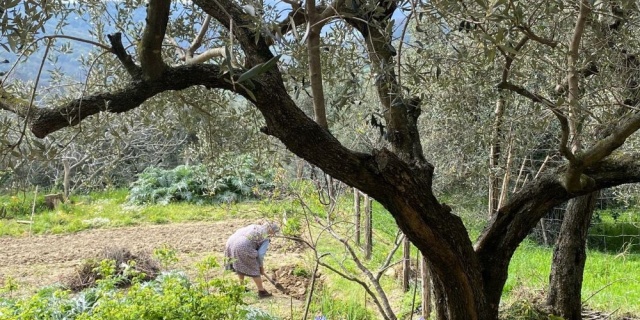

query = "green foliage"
[0,193,48,218]
[153,245,179,269]
[209,155,275,204]
[314,290,373,320]
[128,165,211,205]
[0,257,272,320]
[589,209,640,253]
[292,265,310,278]
[127,158,274,205]
[282,214,302,236]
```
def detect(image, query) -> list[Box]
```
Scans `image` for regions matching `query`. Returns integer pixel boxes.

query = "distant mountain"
[2,3,145,86]
[2,3,409,87]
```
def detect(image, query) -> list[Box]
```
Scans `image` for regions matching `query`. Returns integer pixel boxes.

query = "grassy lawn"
[505,240,640,315]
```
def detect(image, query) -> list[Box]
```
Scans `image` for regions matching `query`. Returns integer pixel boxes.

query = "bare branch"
[562,0,593,191]
[496,81,555,107]
[107,33,142,79]
[375,230,404,281]
[517,25,558,48]
[496,81,574,162]
[194,0,274,65]
[322,222,397,320]
[139,0,171,80]
[581,112,640,167]
[185,47,226,65]
[187,15,212,59]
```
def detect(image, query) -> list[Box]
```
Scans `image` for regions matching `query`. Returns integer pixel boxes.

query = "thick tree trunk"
[547,192,597,319]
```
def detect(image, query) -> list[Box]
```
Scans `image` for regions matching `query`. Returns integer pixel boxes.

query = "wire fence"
[530,185,640,254]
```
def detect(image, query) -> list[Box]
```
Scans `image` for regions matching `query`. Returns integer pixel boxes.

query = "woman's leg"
[251,276,265,291]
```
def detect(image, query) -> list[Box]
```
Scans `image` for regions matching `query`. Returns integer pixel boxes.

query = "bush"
[0,193,48,218]
[63,248,160,292]
[127,157,274,205]
[209,154,275,203]
[128,165,211,205]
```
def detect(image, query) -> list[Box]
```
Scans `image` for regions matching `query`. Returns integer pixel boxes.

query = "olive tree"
[2,0,640,319]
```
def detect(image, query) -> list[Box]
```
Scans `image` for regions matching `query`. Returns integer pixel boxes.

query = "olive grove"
[1,0,640,319]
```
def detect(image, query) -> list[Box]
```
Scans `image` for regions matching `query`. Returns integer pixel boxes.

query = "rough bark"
[547,192,598,319]
[421,256,432,319]
[305,0,328,129]
[488,96,505,217]
[138,0,171,80]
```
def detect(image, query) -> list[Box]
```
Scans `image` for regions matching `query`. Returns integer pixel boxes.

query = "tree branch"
[193,0,274,66]
[139,0,171,80]
[496,81,554,107]
[496,81,574,163]
[516,25,558,48]
[185,47,226,65]
[562,0,592,192]
[581,112,640,167]
[27,64,240,138]
[187,14,212,59]
[107,33,142,79]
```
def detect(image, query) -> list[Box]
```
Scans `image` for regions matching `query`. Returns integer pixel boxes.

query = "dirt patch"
[268,264,319,300]
[0,219,305,297]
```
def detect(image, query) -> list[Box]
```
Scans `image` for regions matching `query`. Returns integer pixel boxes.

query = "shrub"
[210,154,275,203]
[0,193,48,218]
[127,157,275,205]
[128,165,211,205]
[63,248,160,292]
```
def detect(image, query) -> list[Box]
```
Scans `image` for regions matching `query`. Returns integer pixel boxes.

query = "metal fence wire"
[530,185,640,254]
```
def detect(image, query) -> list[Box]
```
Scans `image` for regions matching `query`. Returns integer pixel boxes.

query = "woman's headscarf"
[263,221,280,235]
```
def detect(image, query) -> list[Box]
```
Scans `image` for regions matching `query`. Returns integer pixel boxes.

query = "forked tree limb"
[107,33,142,79]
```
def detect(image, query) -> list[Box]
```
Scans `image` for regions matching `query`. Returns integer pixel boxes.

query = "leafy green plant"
[0,276,19,299]
[210,155,275,204]
[153,244,179,269]
[283,215,302,236]
[128,165,211,205]
[127,158,274,205]
[292,264,310,278]
[0,193,48,218]
[0,258,272,320]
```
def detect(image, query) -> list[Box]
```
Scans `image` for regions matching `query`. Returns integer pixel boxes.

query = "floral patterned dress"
[224,224,270,277]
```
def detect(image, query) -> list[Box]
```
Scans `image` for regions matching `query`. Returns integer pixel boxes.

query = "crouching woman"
[224,221,279,298]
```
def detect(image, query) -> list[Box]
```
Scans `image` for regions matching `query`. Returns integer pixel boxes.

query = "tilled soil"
[0,220,306,299]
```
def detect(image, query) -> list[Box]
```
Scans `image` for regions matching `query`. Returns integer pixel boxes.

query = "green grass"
[505,240,640,316]
[0,188,290,237]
